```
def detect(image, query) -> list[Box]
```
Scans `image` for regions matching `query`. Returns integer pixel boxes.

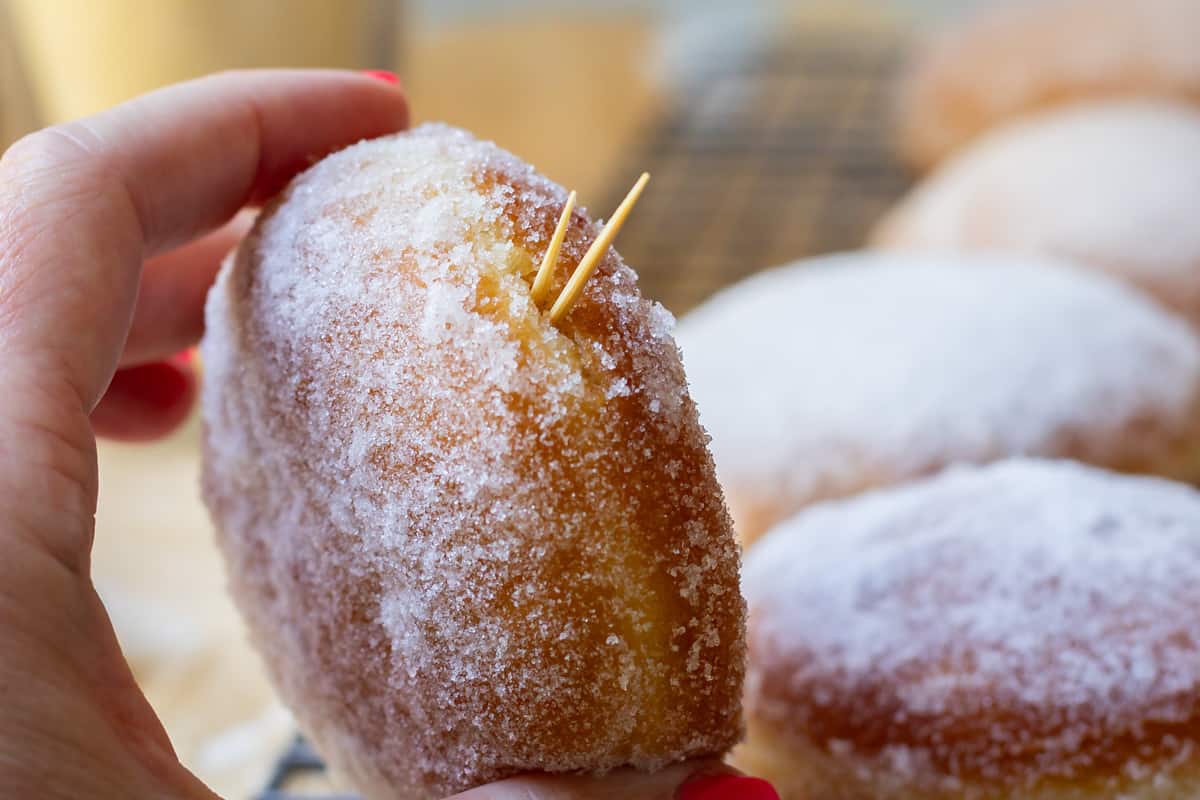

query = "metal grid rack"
[599,24,913,316]
[257,736,351,800]
[259,22,911,800]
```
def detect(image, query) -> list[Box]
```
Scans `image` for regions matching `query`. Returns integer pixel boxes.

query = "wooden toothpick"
[531,190,576,307]
[548,172,650,324]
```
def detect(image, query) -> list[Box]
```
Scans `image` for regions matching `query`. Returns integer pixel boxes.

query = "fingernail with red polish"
[678,773,780,800]
[171,347,196,366]
[110,361,193,413]
[362,69,399,84]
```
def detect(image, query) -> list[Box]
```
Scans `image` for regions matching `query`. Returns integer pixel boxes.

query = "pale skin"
[0,70,742,800]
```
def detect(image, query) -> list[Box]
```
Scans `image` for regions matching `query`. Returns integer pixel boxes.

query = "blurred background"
[0,0,966,309]
[0,1,959,796]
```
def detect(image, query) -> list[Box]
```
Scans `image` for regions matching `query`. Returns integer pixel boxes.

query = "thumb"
[448,761,778,800]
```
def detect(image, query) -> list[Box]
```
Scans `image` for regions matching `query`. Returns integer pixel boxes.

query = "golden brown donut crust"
[735,718,1200,800]
[677,254,1200,549]
[739,461,1200,799]
[726,396,1200,549]
[877,101,1200,332]
[201,126,744,799]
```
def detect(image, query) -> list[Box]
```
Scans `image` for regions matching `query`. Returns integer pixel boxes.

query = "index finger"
[0,69,408,410]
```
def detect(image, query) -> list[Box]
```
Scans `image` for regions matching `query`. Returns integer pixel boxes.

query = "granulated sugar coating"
[200,124,744,799]
[677,252,1200,547]
[737,460,1200,800]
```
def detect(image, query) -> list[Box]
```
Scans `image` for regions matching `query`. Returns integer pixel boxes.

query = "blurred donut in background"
[735,459,1200,800]
[895,0,1200,171]
[676,252,1200,547]
[875,101,1200,329]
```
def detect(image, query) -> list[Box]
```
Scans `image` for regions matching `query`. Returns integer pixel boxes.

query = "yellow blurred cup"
[7,0,400,123]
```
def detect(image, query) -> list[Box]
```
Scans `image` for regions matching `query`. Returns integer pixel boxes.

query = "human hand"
[0,70,774,800]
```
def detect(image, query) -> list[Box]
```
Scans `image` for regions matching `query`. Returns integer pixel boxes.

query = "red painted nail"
[362,69,399,84]
[108,361,193,413]
[171,347,196,366]
[677,773,780,800]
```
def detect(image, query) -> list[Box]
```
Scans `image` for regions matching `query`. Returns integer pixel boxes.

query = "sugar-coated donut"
[875,101,1200,329]
[200,124,744,799]
[896,0,1200,171]
[736,459,1200,799]
[676,252,1200,547]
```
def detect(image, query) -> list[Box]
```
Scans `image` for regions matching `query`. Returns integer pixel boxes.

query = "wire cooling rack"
[599,22,912,315]
[257,736,352,800]
[259,20,911,800]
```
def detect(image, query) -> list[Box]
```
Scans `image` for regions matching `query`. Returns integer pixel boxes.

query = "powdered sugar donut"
[896,0,1200,170]
[200,124,744,799]
[875,101,1200,328]
[676,252,1200,547]
[736,459,1200,799]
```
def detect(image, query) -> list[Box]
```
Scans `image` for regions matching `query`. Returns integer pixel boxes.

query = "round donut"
[675,252,1200,547]
[199,124,744,799]
[896,0,1200,171]
[736,459,1200,799]
[875,100,1200,328]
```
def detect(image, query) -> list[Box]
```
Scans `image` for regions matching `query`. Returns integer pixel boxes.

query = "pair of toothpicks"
[531,172,650,324]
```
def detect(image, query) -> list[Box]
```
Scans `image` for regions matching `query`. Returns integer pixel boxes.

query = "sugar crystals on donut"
[201,125,741,800]
[737,459,1200,799]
